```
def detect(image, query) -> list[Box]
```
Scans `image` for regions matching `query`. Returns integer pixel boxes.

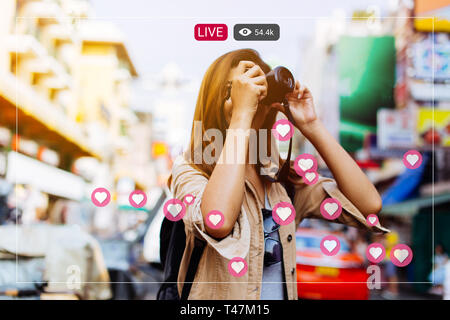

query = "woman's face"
[223,66,273,130]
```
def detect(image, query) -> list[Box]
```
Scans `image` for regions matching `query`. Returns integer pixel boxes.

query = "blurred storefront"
[0,0,157,227]
[299,0,450,296]
[389,0,450,294]
[0,0,156,299]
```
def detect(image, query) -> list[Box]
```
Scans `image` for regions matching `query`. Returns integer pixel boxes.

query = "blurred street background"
[0,0,449,300]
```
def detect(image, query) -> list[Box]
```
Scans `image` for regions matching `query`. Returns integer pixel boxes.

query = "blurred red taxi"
[296,228,368,300]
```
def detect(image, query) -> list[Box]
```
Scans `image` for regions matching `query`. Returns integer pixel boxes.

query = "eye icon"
[238,28,252,37]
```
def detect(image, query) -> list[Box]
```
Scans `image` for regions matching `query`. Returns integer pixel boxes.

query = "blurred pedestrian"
[429,244,448,296]
[381,231,399,299]
[444,260,450,300]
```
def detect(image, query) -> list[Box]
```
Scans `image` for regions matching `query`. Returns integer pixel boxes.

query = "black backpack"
[156,217,205,300]
[156,181,295,300]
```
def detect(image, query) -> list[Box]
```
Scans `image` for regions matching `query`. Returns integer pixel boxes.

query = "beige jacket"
[170,156,388,300]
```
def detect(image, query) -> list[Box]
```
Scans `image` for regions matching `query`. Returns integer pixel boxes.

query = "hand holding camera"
[284,81,318,132]
[229,60,268,121]
[266,67,318,134]
[229,62,319,134]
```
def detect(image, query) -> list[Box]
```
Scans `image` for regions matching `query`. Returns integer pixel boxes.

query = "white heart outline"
[276,124,291,137]
[406,154,419,166]
[94,192,107,204]
[305,172,316,182]
[231,261,245,274]
[208,214,222,226]
[369,247,383,259]
[167,203,182,217]
[394,249,409,263]
[324,202,338,216]
[298,158,314,171]
[275,207,292,221]
[131,193,144,205]
[323,240,337,252]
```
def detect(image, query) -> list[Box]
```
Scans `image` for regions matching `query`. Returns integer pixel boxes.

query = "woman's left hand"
[271,80,318,134]
[285,80,317,130]
[272,82,382,216]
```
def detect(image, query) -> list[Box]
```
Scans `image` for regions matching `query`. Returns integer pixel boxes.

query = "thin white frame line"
[13,281,434,284]
[14,16,437,19]
[12,16,436,286]
[431,16,435,285]
[15,25,19,284]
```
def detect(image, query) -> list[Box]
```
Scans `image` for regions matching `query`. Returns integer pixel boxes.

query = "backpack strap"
[180,237,206,300]
[281,179,295,204]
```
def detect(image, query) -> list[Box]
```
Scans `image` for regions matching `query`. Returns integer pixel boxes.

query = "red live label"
[194,24,228,41]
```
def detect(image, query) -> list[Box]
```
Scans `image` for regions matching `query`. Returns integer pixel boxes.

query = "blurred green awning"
[381,192,450,216]
[118,205,149,212]
[337,36,395,153]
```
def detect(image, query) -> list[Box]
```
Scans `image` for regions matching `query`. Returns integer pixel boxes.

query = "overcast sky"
[90,0,391,80]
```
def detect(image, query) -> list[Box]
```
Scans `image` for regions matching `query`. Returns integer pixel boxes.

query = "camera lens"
[278,68,294,91]
[262,66,295,105]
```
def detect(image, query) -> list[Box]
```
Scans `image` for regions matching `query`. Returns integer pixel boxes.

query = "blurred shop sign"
[11,134,38,157]
[6,151,85,201]
[417,108,450,147]
[377,109,416,149]
[410,81,450,101]
[0,127,11,147]
[411,34,450,81]
[152,141,168,158]
[37,147,60,167]
[414,0,450,32]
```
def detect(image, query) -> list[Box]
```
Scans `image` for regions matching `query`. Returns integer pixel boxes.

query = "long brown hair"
[168,49,281,187]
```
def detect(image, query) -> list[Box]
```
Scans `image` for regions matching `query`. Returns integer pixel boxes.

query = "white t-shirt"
[260,187,286,300]
[444,261,450,300]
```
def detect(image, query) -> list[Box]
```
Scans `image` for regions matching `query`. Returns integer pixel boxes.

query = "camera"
[262,66,295,105]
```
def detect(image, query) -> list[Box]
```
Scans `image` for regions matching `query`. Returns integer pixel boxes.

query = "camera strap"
[282,99,295,124]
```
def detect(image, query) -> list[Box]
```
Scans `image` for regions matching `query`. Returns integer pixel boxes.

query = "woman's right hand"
[230,61,267,121]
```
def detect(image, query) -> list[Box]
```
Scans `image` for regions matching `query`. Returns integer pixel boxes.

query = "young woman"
[170,49,388,300]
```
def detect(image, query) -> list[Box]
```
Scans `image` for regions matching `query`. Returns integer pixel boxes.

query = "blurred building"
[300,0,450,294]
[387,0,450,294]
[139,63,199,186]
[0,0,155,230]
